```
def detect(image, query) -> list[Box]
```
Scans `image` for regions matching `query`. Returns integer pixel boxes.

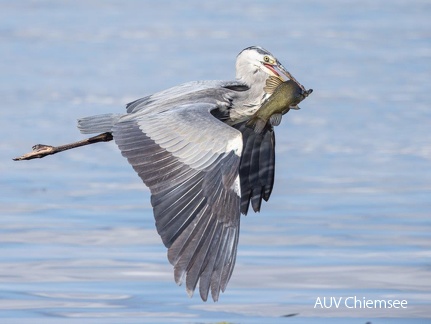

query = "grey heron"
[14,46,312,301]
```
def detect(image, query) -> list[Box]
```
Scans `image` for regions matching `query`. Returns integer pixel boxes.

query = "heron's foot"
[13,132,113,162]
[13,144,55,161]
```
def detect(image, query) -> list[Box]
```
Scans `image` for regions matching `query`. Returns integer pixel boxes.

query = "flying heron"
[14,46,312,301]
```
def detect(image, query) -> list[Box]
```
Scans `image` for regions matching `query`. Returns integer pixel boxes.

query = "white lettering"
[365,299,374,308]
[332,297,343,308]
[314,297,323,308]
[345,296,354,308]
[322,297,333,308]
[374,299,387,308]
[354,296,362,308]
[317,296,408,309]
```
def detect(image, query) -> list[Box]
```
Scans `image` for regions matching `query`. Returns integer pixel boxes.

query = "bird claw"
[13,144,55,161]
[32,144,53,151]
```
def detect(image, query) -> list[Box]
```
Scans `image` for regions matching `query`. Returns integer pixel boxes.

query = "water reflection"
[2,0,430,323]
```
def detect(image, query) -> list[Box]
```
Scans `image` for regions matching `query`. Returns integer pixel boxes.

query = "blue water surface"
[1,0,430,323]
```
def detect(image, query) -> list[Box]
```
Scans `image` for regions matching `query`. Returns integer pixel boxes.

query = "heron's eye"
[263,56,270,63]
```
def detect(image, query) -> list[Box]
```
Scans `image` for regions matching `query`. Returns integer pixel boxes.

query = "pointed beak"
[263,60,313,97]
[272,62,307,92]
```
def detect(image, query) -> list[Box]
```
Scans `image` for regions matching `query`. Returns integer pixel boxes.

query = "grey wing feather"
[77,80,248,135]
[125,80,248,114]
[77,113,122,134]
[112,103,242,301]
[126,81,213,113]
[233,122,275,215]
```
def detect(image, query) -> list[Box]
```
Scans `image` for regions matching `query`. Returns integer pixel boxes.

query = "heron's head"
[236,46,305,91]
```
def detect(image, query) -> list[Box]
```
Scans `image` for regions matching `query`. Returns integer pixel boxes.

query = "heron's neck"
[230,72,269,123]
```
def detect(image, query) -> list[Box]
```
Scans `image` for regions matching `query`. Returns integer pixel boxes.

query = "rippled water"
[1,0,430,323]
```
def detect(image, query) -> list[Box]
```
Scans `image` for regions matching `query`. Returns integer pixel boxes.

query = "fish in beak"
[247,76,313,133]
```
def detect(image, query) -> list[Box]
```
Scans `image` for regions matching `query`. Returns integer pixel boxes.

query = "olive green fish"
[246,76,313,133]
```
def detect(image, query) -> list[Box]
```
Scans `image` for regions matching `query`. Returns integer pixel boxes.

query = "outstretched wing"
[112,103,242,301]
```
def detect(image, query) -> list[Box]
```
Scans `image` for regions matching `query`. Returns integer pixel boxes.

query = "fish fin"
[263,76,284,94]
[246,117,266,134]
[281,105,300,115]
[269,113,282,126]
[303,89,313,97]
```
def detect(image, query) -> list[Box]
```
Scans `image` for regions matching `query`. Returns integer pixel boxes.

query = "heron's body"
[15,46,312,302]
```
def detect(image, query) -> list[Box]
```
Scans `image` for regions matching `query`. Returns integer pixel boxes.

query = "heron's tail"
[77,113,122,134]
